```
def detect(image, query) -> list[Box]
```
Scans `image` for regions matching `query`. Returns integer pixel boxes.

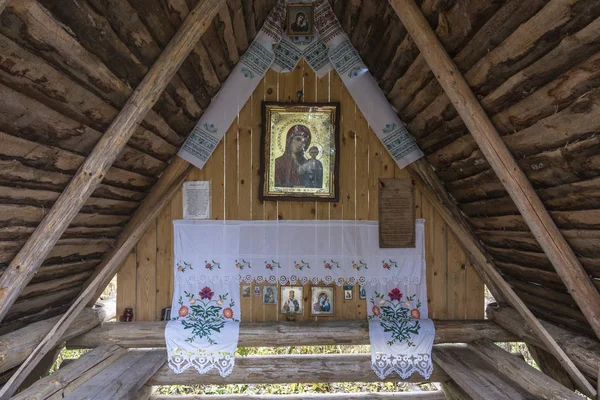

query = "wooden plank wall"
[117,61,484,323]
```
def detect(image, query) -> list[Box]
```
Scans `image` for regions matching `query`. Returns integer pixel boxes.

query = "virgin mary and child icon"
[274,125,323,189]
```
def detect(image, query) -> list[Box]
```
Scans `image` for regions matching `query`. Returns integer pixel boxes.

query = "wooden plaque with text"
[378,178,415,248]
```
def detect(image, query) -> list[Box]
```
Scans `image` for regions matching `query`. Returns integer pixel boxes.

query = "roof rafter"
[390,0,597,397]
[0,0,223,394]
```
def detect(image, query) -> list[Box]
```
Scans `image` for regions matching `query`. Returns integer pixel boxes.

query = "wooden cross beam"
[390,0,598,397]
[0,0,222,325]
[0,0,223,396]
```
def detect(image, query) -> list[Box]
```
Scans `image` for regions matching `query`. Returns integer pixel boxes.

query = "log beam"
[148,353,450,385]
[0,0,223,394]
[391,0,597,396]
[389,0,600,339]
[487,304,600,380]
[469,339,580,399]
[0,300,115,374]
[0,156,193,399]
[0,0,8,15]
[0,0,222,326]
[67,320,515,349]
[12,344,128,400]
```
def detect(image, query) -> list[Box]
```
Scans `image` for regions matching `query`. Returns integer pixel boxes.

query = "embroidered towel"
[166,220,433,379]
[365,268,434,379]
[172,220,425,286]
[178,0,422,170]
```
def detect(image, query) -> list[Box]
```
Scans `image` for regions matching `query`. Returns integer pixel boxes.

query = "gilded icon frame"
[260,102,340,202]
[286,3,314,37]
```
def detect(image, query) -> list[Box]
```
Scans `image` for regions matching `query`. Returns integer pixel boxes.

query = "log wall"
[116,62,484,323]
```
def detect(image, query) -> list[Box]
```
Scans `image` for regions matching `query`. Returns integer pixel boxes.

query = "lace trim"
[371,353,433,380]
[186,275,420,286]
[168,351,234,378]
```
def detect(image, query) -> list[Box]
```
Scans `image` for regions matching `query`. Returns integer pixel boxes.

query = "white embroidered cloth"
[365,264,434,380]
[178,0,422,171]
[166,219,434,379]
[166,274,240,377]
[173,220,425,286]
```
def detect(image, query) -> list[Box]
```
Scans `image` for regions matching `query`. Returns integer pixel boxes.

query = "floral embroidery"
[348,66,362,78]
[199,287,214,300]
[204,260,221,271]
[178,305,189,317]
[382,259,398,270]
[177,261,192,273]
[294,260,310,271]
[352,260,368,271]
[223,308,234,319]
[203,123,217,133]
[241,67,254,79]
[174,288,239,345]
[369,290,422,347]
[388,288,402,301]
[265,260,281,271]
[235,259,251,270]
[323,259,340,270]
[382,123,398,134]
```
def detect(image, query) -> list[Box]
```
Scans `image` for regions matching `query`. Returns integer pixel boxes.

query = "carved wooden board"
[379,178,415,248]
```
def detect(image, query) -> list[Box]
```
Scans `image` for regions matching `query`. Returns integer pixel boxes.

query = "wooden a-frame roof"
[0,0,599,395]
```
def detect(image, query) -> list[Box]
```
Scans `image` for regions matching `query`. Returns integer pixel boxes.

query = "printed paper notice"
[183,181,211,220]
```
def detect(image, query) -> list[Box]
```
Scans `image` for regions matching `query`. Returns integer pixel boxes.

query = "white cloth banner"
[178,0,422,170]
[172,220,424,286]
[166,219,434,379]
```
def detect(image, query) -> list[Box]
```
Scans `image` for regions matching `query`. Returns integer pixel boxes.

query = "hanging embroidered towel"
[178,0,422,171]
[365,279,435,379]
[165,225,242,377]
[166,219,433,379]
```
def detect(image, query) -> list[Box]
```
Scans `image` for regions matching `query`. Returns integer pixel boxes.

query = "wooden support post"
[87,156,193,305]
[0,3,223,397]
[0,0,223,325]
[441,381,473,400]
[527,344,575,391]
[0,157,193,399]
[469,339,580,399]
[406,159,595,396]
[389,0,600,339]
[390,1,597,396]
[12,344,129,400]
[66,319,515,348]
[0,300,115,374]
[487,304,600,380]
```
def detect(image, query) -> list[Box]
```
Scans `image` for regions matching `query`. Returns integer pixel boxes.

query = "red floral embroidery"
[178,306,189,317]
[388,288,403,302]
[199,287,214,300]
[223,308,234,319]
[372,306,381,316]
[411,308,421,319]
